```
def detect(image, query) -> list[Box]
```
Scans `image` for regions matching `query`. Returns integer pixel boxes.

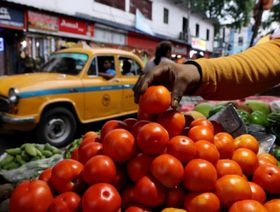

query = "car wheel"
[36,107,77,147]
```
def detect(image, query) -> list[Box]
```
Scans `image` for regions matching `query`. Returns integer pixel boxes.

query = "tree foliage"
[175,0,255,29]
[263,0,280,30]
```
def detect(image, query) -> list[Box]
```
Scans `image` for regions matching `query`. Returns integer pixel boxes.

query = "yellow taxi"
[0,44,144,146]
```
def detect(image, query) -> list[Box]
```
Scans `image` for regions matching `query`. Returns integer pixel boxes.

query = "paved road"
[0,114,137,155]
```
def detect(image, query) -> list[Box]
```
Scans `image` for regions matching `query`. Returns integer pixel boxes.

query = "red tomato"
[50,159,84,194]
[103,129,136,163]
[10,180,53,212]
[190,118,214,132]
[39,167,52,183]
[216,159,243,178]
[248,182,266,204]
[233,134,259,154]
[258,153,278,166]
[71,148,79,161]
[82,183,121,212]
[139,85,171,114]
[166,135,196,163]
[184,192,220,212]
[195,140,220,164]
[215,175,252,208]
[264,199,280,212]
[123,118,138,131]
[183,159,217,192]
[232,148,259,177]
[122,186,137,209]
[82,155,116,185]
[151,154,184,188]
[131,120,150,138]
[125,206,152,212]
[100,120,128,140]
[134,176,166,207]
[165,186,185,208]
[127,153,154,183]
[188,125,214,142]
[78,142,103,164]
[113,165,128,191]
[48,191,81,212]
[82,131,98,143]
[214,132,235,159]
[253,164,280,194]
[137,107,158,121]
[157,110,185,138]
[137,122,169,155]
[80,131,99,150]
[228,200,268,212]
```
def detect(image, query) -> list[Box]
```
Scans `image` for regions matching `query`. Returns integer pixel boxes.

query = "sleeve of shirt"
[193,37,280,100]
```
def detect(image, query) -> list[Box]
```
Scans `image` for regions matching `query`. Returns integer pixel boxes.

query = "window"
[96,56,116,76]
[88,57,97,76]
[182,17,188,32]
[130,0,152,20]
[41,53,88,75]
[195,24,200,37]
[238,37,243,46]
[95,0,125,10]
[206,29,210,41]
[119,57,141,76]
[163,8,169,24]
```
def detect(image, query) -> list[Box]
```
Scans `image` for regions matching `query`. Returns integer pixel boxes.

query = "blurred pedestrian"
[143,41,174,73]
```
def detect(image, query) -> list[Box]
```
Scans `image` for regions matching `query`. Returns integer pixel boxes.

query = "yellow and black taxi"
[0,44,144,146]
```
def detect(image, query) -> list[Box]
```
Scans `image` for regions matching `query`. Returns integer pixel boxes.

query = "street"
[0,114,136,155]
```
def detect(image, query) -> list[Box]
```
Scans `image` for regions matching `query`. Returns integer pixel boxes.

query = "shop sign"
[191,37,206,51]
[172,45,187,55]
[0,37,4,52]
[28,11,58,32]
[59,17,87,35]
[0,7,24,29]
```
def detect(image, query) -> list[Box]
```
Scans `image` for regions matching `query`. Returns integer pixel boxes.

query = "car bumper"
[0,114,35,125]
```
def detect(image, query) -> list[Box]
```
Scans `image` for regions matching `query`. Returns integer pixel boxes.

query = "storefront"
[127,31,160,63]
[0,6,25,75]
[190,37,208,58]
[25,10,95,70]
[171,43,189,62]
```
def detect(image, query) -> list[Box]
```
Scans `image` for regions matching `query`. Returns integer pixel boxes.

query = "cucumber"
[3,162,19,170]
[44,143,61,154]
[16,155,26,166]
[24,144,37,157]
[21,151,30,161]
[42,150,53,157]
[0,155,15,167]
[5,148,21,156]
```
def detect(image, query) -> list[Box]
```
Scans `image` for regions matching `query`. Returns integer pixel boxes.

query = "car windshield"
[40,53,88,75]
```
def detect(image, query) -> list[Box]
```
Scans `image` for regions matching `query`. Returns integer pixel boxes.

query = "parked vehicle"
[0,44,144,146]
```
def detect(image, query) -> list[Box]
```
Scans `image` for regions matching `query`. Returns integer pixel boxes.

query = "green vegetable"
[24,144,38,157]
[273,148,280,161]
[42,150,53,157]
[250,111,268,126]
[5,148,21,156]
[208,104,225,117]
[237,110,251,124]
[3,162,19,170]
[245,100,271,115]
[0,155,14,167]
[15,155,26,166]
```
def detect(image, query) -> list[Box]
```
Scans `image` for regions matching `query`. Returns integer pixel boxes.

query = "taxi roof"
[58,43,138,58]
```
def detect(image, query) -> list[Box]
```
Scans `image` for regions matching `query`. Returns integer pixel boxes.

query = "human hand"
[133,62,201,109]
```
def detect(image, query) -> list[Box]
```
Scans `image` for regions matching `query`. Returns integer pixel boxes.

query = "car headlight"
[8,88,19,104]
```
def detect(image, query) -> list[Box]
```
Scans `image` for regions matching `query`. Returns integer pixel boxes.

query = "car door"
[82,54,122,121]
[118,56,142,112]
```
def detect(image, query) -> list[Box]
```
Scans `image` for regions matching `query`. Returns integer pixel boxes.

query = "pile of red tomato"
[9,86,280,212]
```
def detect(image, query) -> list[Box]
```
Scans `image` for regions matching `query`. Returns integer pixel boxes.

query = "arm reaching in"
[134,37,280,108]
